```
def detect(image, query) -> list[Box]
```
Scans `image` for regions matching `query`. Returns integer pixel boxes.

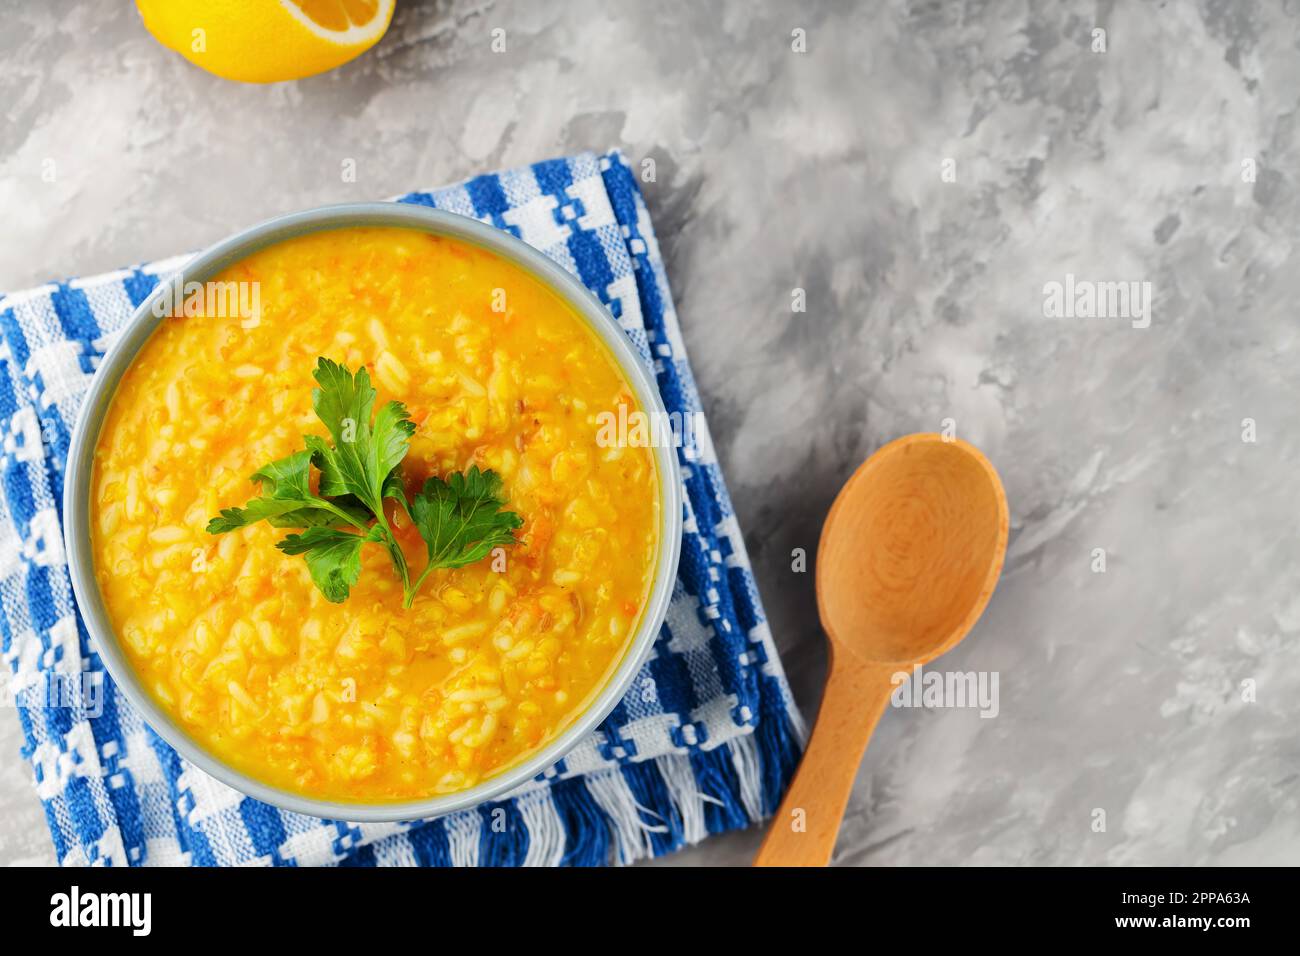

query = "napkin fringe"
[454,704,804,867]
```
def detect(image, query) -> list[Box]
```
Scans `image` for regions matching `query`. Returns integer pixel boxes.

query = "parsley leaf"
[406,466,523,606]
[308,357,414,514]
[306,357,415,588]
[276,526,384,604]
[204,449,368,534]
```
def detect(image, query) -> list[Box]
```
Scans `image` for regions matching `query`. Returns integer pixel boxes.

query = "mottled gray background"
[3,0,1298,867]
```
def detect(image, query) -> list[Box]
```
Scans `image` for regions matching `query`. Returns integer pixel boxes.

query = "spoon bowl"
[818,435,1007,665]
[755,433,1008,866]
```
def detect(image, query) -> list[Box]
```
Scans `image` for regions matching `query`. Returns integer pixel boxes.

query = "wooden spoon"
[754,433,1009,867]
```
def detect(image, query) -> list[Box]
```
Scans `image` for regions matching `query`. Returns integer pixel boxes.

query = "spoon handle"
[753,650,895,866]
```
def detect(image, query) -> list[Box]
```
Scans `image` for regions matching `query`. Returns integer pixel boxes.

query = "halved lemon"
[136,0,396,84]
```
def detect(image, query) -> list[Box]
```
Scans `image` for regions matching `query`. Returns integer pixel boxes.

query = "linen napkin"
[0,150,804,866]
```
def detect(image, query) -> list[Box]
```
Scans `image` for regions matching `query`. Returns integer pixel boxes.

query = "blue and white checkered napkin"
[0,150,804,866]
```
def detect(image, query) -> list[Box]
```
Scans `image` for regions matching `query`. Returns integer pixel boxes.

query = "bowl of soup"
[63,203,682,821]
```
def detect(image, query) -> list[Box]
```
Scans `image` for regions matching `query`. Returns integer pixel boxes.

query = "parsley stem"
[317,499,370,532]
[403,563,436,608]
[373,515,410,588]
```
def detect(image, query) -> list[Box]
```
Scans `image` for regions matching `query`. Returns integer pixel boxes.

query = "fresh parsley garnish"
[276,525,385,604]
[205,448,369,533]
[408,467,524,593]
[207,357,522,607]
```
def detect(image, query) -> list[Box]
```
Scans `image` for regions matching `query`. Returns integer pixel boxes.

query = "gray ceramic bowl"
[63,202,682,822]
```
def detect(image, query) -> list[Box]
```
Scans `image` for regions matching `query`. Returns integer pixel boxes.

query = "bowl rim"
[63,202,683,822]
